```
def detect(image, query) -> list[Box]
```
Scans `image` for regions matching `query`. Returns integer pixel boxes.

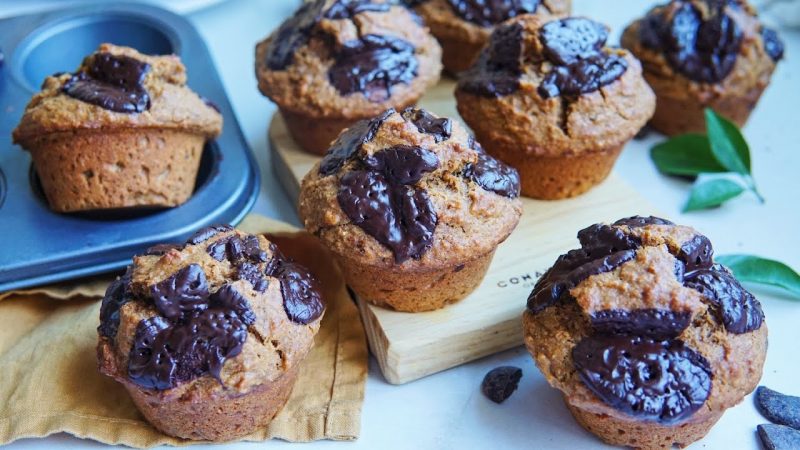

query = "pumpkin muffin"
[12,44,222,213]
[97,225,325,441]
[406,0,571,74]
[523,216,767,449]
[622,0,784,135]
[299,107,522,312]
[256,0,442,155]
[455,16,655,200]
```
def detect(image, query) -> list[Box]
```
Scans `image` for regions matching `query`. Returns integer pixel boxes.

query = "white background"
[4,0,800,449]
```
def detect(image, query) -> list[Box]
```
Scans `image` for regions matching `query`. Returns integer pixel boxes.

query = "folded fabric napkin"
[0,214,368,447]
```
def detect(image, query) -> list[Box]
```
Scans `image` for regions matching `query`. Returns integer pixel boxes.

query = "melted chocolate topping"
[613,215,675,228]
[150,264,211,321]
[338,145,439,263]
[264,0,326,70]
[446,0,540,27]
[401,108,452,143]
[458,22,524,97]
[62,52,151,113]
[591,308,692,339]
[329,34,418,102]
[325,0,391,19]
[527,223,640,313]
[538,18,628,99]
[319,109,393,176]
[98,269,133,338]
[572,334,712,424]
[187,224,234,245]
[266,257,325,325]
[639,1,743,83]
[761,27,785,62]
[463,151,521,198]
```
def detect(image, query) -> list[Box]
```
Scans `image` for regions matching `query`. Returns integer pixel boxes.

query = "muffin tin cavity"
[18,15,175,91]
[0,4,258,291]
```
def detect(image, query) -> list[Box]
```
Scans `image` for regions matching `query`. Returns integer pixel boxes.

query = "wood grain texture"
[269,79,658,384]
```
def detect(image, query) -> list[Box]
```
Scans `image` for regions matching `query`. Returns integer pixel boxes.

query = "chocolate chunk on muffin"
[12,44,222,213]
[456,16,655,200]
[256,0,442,155]
[406,0,570,74]
[299,107,522,312]
[622,0,784,135]
[523,216,767,449]
[97,226,324,441]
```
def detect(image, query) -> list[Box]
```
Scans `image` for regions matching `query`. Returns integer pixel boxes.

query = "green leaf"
[651,134,727,176]
[704,108,751,174]
[683,176,745,212]
[717,254,800,299]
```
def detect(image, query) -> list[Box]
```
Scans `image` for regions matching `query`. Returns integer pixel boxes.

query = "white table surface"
[5,1,800,449]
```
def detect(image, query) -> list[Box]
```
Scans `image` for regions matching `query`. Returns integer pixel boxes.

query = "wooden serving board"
[269,79,659,384]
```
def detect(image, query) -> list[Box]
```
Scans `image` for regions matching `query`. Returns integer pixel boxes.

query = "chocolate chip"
[678,234,714,273]
[207,234,267,263]
[269,259,325,325]
[458,22,523,97]
[757,387,800,430]
[481,366,523,403]
[537,18,628,99]
[447,0,539,27]
[572,334,712,424]
[186,224,233,245]
[319,109,393,176]
[62,52,151,113]
[401,108,452,143]
[211,284,256,326]
[762,27,785,62]
[328,34,418,102]
[758,424,800,450]
[527,224,640,314]
[150,264,210,320]
[463,152,520,198]
[337,146,439,263]
[98,269,133,338]
[590,308,691,339]
[324,0,391,19]
[612,215,674,228]
[684,263,764,334]
[236,261,270,293]
[639,1,743,83]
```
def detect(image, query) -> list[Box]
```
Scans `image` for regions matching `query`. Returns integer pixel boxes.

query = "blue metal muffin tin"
[0,3,260,291]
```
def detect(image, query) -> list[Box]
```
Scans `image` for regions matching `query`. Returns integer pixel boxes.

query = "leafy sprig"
[718,254,800,300]
[651,109,763,211]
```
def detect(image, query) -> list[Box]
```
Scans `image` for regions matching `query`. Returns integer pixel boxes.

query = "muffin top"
[525,216,766,424]
[456,16,655,156]
[97,226,325,398]
[13,44,222,145]
[407,0,570,44]
[299,107,522,269]
[255,0,442,119]
[622,0,783,91]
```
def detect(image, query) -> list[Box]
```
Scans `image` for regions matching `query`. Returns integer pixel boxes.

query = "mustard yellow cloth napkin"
[0,215,368,447]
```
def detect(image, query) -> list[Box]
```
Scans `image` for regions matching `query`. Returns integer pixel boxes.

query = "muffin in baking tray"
[255,0,442,155]
[407,0,571,74]
[622,0,784,135]
[12,44,222,213]
[455,16,655,200]
[97,225,325,441]
[523,216,767,449]
[299,107,522,312]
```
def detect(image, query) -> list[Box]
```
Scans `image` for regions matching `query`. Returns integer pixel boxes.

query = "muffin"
[12,44,222,213]
[299,107,522,312]
[256,0,442,155]
[622,0,785,135]
[523,216,767,449]
[97,225,325,441]
[455,16,655,200]
[407,0,571,74]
